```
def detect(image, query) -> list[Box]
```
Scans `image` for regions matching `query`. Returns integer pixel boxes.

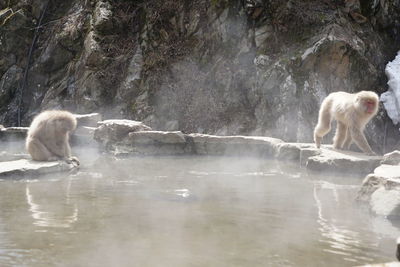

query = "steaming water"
[0,155,397,266]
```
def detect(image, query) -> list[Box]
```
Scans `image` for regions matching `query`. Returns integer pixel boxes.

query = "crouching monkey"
[26,110,80,165]
[314,91,379,155]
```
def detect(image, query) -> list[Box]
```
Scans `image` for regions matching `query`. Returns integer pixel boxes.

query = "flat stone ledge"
[126,131,187,145]
[188,134,283,156]
[0,159,78,179]
[306,146,382,174]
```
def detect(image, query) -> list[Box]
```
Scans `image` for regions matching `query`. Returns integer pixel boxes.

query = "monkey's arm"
[349,126,375,155]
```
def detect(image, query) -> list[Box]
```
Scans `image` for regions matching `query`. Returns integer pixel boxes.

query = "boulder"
[187,134,283,156]
[0,159,78,179]
[357,164,400,217]
[306,146,382,174]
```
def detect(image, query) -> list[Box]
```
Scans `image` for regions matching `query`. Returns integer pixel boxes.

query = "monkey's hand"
[66,156,80,166]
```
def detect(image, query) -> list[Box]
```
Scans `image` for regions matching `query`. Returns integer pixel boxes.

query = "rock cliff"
[1,0,400,151]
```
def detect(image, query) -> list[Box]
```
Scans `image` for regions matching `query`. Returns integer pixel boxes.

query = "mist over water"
[0,150,397,267]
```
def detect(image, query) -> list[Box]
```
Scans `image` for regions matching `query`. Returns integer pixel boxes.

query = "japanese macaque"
[26,110,79,165]
[313,91,379,155]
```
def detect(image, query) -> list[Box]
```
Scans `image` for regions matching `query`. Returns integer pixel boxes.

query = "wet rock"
[358,164,400,217]
[74,113,102,127]
[381,150,400,165]
[306,146,382,174]
[188,134,283,156]
[94,119,152,147]
[0,159,77,179]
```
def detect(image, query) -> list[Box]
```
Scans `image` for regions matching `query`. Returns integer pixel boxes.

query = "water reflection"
[25,179,78,228]
[313,181,387,263]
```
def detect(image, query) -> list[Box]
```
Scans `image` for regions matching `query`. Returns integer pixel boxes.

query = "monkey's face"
[355,93,378,115]
[363,99,377,114]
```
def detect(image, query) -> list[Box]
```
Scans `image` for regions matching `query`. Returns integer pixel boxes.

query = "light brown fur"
[26,110,79,164]
[313,91,379,155]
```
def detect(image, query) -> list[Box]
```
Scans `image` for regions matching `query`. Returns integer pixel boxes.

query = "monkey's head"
[53,116,77,133]
[355,91,379,116]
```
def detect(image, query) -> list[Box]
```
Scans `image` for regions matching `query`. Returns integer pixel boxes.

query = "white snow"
[381,51,400,125]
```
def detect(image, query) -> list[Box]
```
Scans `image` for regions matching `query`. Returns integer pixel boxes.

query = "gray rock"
[74,113,102,127]
[381,150,400,165]
[188,134,283,156]
[94,119,152,147]
[0,159,77,179]
[306,146,382,174]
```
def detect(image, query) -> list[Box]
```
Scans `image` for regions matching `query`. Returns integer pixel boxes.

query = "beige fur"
[26,110,79,164]
[313,91,379,155]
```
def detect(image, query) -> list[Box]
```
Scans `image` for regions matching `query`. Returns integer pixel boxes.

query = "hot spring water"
[0,154,397,266]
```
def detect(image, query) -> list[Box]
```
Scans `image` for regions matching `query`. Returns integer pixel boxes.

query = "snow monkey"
[26,110,80,165]
[313,91,379,155]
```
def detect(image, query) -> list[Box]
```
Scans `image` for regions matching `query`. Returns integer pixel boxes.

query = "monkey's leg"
[349,127,375,155]
[314,108,332,148]
[342,127,352,149]
[333,121,347,149]
[27,139,58,161]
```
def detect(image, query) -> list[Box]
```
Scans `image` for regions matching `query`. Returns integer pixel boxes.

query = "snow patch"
[381,51,400,125]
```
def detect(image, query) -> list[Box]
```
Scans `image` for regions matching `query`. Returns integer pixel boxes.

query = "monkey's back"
[323,91,356,123]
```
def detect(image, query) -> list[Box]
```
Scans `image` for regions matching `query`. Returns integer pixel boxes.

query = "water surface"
[0,155,398,266]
